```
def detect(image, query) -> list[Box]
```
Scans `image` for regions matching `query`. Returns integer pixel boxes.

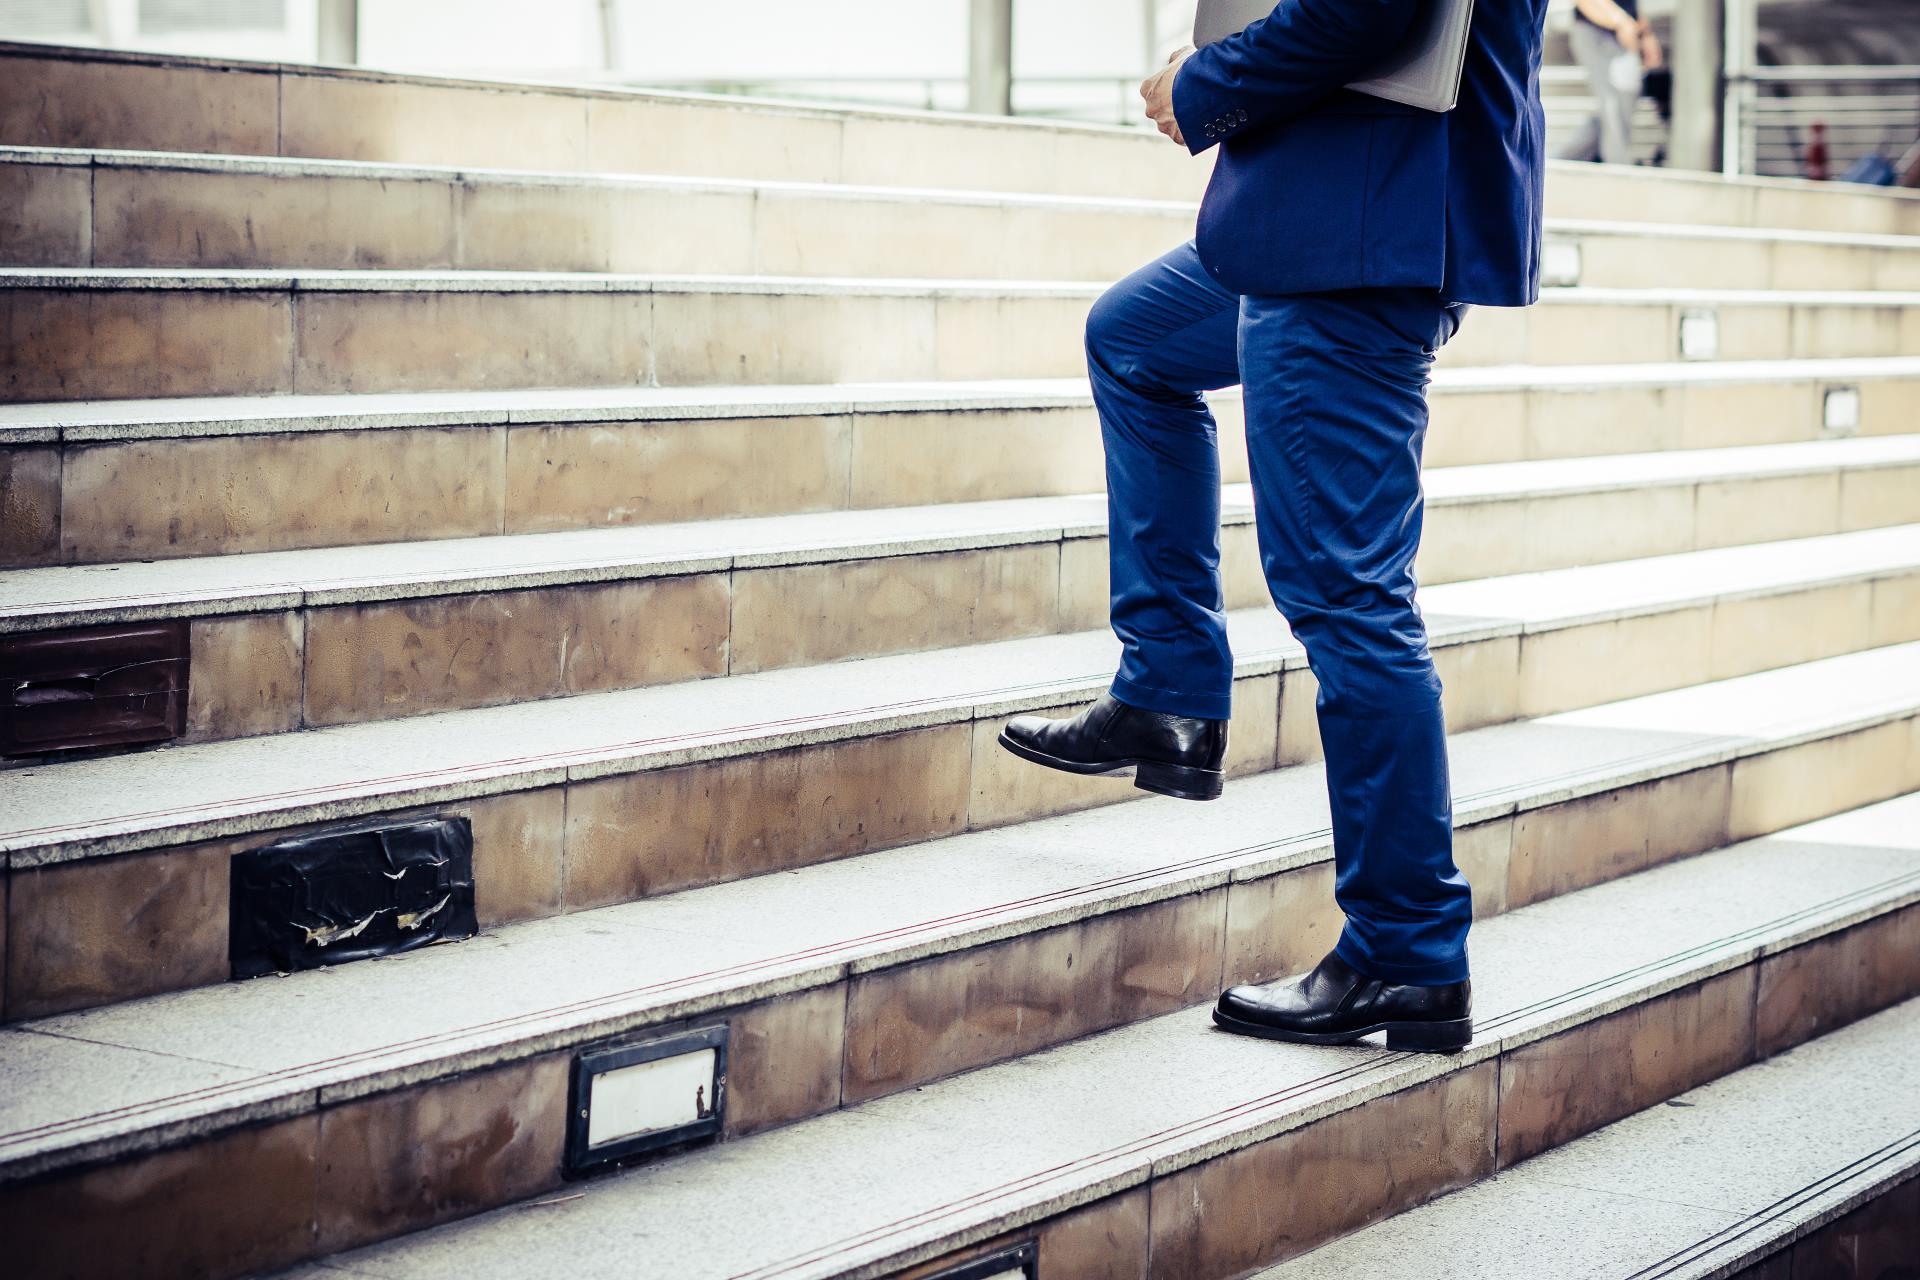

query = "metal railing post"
[1721,0,1757,176]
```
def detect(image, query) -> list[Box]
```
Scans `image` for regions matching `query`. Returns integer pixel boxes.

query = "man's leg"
[1087,241,1244,720]
[1240,287,1473,987]
[1570,19,1639,165]
[997,241,1244,801]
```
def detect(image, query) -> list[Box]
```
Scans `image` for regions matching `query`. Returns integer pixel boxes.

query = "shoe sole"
[1212,1007,1474,1054]
[995,730,1224,802]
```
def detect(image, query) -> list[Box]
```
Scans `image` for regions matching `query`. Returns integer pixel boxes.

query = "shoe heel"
[1134,761,1224,802]
[1385,1017,1473,1054]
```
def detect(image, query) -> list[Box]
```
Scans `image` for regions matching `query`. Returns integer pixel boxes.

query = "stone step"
[1259,995,1920,1280]
[9,146,1920,291]
[9,760,1916,1280]
[5,532,1917,1019]
[6,41,1920,235]
[4,452,1917,750]
[5,268,1919,403]
[6,361,1917,568]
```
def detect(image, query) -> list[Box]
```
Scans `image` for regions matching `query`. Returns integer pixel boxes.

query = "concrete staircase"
[3,39,1919,1280]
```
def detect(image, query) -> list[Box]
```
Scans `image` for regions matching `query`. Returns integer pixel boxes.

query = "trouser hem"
[1109,674,1232,722]
[1334,932,1470,986]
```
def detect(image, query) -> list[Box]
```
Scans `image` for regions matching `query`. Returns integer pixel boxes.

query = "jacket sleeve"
[1171,0,1422,154]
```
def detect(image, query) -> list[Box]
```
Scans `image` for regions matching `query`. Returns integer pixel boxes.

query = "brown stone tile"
[755,192,1002,278]
[505,415,851,533]
[1496,967,1756,1167]
[0,444,60,566]
[563,725,972,908]
[1038,1188,1149,1280]
[723,983,848,1137]
[890,1235,1034,1280]
[1277,667,1322,766]
[1728,1248,1797,1280]
[1530,303,1674,365]
[841,889,1226,1103]
[1148,1065,1497,1277]
[933,295,1088,381]
[0,868,8,1023]
[1708,583,1872,681]
[92,167,458,271]
[0,54,280,154]
[315,1053,568,1253]
[1729,720,1917,841]
[184,612,306,743]
[1842,466,1920,533]
[585,97,843,183]
[967,676,1279,829]
[1426,391,1528,467]
[1859,380,1920,438]
[1695,473,1841,550]
[1516,607,1714,718]
[1220,522,1267,610]
[0,1112,318,1280]
[1754,906,1920,1059]
[2,287,293,402]
[1223,862,1343,987]
[1436,635,1521,735]
[729,544,1062,673]
[1870,572,1920,648]
[1419,498,1530,583]
[1057,536,1112,632]
[468,788,566,929]
[1455,817,1515,919]
[1791,303,1902,360]
[62,427,505,560]
[1508,784,1652,910]
[1531,384,1675,459]
[1681,381,1815,449]
[301,576,728,725]
[1784,1174,1920,1280]
[0,160,91,268]
[1719,306,1795,362]
[1642,765,1733,870]
[281,74,588,168]
[849,407,1104,508]
[292,290,650,395]
[1524,486,1697,570]
[6,843,229,1020]
[650,291,936,386]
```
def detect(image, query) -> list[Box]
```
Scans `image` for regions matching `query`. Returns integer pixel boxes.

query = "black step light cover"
[228,814,478,980]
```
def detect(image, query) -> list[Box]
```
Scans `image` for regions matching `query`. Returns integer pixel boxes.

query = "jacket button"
[1204,124,1218,138]
[1237,108,1249,123]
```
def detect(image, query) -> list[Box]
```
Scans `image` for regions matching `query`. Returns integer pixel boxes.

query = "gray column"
[968,0,1014,116]
[1668,0,1723,171]
[317,0,359,65]
[1721,0,1757,176]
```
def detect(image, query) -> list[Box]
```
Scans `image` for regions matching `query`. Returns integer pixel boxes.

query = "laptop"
[1192,0,1476,113]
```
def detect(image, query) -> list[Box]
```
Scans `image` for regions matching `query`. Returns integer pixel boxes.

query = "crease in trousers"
[1087,240,1473,985]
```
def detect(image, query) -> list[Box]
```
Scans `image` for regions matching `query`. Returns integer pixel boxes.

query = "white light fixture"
[567,1025,728,1174]
[1678,309,1720,361]
[1822,385,1862,436]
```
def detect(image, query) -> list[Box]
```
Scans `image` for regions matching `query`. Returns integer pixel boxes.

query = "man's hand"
[1638,25,1665,71]
[1141,45,1195,147]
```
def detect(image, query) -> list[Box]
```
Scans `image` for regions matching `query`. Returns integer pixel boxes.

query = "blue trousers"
[1088,241,1473,985]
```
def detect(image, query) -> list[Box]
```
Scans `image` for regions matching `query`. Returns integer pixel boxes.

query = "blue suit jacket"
[1171,0,1548,306]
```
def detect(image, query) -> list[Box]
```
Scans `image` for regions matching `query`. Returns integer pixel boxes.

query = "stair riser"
[8,159,1918,291]
[8,588,1916,1023]
[12,378,1918,567]
[7,46,1920,235]
[12,491,1920,761]
[7,825,1917,1280]
[5,284,1917,403]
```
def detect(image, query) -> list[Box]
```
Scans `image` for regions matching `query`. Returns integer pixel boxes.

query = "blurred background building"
[2,0,1916,179]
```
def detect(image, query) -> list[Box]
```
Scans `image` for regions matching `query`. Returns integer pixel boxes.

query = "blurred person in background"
[1559,0,1663,164]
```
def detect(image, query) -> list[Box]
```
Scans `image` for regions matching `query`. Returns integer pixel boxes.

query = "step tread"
[9,442,1919,628]
[5,648,1918,1185]
[11,143,1920,254]
[6,358,1917,443]
[6,265,1920,308]
[1262,996,1920,1280]
[272,791,1920,1280]
[7,529,1920,860]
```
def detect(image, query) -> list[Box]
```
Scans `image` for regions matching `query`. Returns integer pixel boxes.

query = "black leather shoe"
[1213,951,1472,1053]
[997,692,1227,801]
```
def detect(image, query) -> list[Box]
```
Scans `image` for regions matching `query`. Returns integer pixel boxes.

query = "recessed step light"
[567,1026,730,1175]
[1679,307,1721,360]
[921,1242,1039,1280]
[1823,384,1863,435]
[0,620,189,757]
